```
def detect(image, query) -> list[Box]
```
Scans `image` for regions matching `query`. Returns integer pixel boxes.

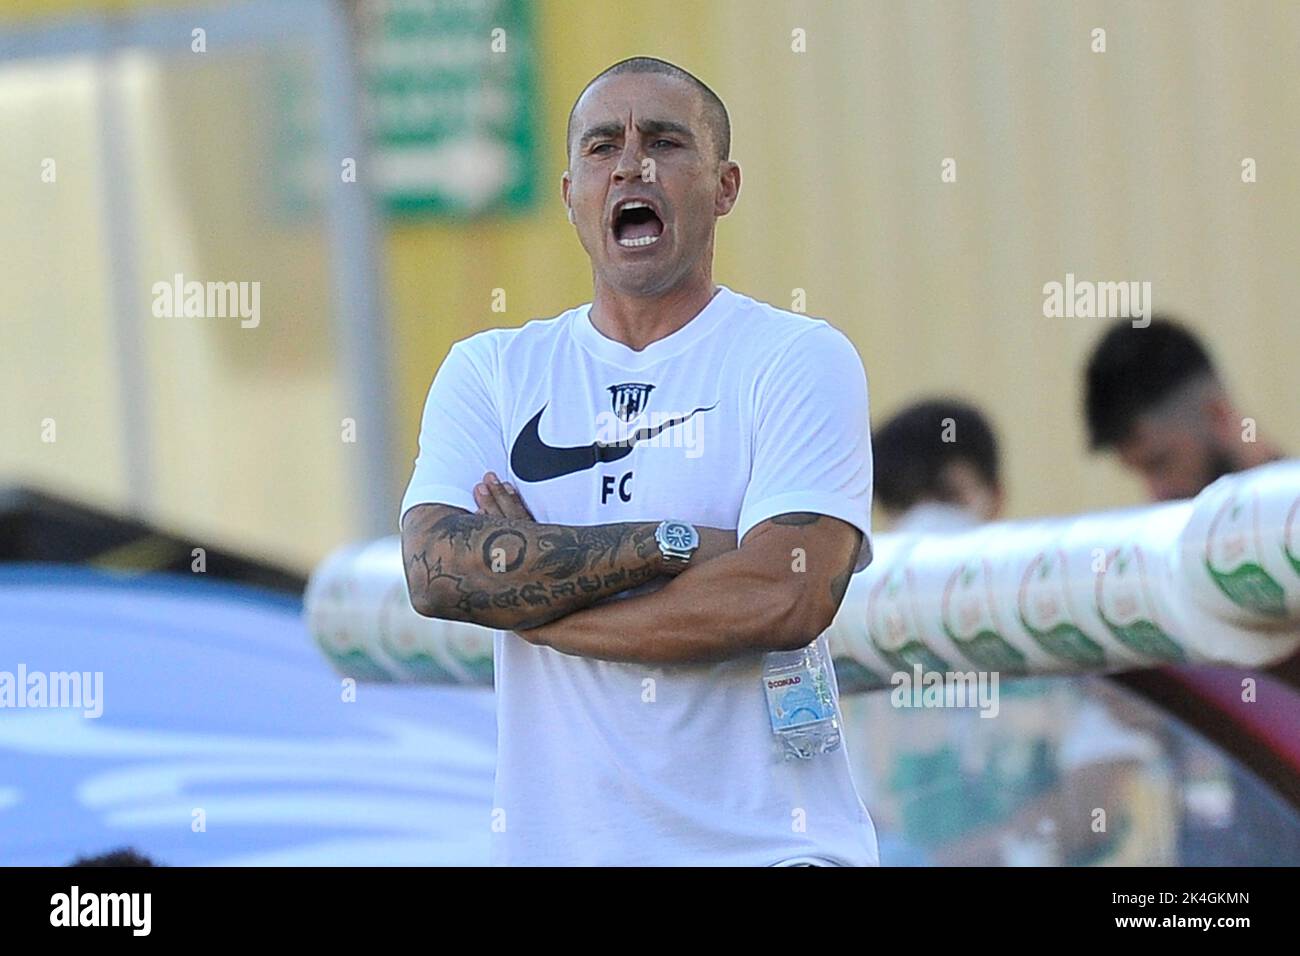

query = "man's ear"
[561,170,574,223]
[714,160,741,217]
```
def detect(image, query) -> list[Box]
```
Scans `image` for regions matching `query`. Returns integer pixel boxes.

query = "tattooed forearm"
[428,511,481,551]
[402,504,672,628]
[535,524,631,578]
[482,528,527,572]
[532,524,661,578]
[410,550,566,627]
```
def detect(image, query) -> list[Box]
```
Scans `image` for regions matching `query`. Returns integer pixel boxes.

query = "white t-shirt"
[400,285,879,866]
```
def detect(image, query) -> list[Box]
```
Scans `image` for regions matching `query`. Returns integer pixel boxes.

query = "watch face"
[662,521,697,551]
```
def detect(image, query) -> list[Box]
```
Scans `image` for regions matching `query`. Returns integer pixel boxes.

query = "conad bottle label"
[764,671,830,730]
[1205,495,1286,617]
[1095,544,1186,663]
[1017,550,1106,667]
[941,561,1026,673]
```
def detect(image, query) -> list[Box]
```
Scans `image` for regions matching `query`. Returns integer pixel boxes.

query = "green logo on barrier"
[875,641,953,679]
[1205,498,1287,617]
[313,581,400,682]
[1017,551,1106,667]
[868,568,955,676]
[1020,620,1106,667]
[942,563,1027,673]
[1101,617,1187,663]
[944,627,1028,672]
[327,648,399,684]
[1095,546,1186,663]
[379,583,461,683]
[1206,561,1286,618]
[381,629,459,684]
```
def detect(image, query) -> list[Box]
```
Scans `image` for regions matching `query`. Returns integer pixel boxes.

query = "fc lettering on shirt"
[600,471,634,504]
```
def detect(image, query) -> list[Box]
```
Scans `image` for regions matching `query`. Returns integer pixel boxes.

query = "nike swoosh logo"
[510,403,717,482]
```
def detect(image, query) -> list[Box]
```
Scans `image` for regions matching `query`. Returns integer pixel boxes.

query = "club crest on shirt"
[608,383,655,422]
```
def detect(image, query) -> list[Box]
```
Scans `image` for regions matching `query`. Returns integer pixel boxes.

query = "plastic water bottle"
[762,636,842,760]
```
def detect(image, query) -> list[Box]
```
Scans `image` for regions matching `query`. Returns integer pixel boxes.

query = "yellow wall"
[1,0,188,17]
[0,3,351,572]
[4,0,1298,573]
[0,58,124,513]
[395,0,1300,524]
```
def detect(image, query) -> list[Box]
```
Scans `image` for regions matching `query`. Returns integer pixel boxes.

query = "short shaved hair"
[566,56,731,162]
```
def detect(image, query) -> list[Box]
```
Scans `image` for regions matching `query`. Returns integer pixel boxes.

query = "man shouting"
[400,57,877,866]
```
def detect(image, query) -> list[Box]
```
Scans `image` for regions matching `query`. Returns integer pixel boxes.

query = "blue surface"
[0,565,496,866]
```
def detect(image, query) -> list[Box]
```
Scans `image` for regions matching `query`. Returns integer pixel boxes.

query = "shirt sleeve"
[399,335,506,526]
[737,322,875,572]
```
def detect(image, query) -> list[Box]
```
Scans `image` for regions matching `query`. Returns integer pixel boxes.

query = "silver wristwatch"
[654,519,700,573]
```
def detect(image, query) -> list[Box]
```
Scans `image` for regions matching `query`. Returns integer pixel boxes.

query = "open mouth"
[612,200,664,248]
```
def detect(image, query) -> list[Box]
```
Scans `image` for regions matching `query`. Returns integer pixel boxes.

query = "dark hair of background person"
[1084,316,1217,450]
[68,847,159,867]
[566,55,731,161]
[872,398,1000,512]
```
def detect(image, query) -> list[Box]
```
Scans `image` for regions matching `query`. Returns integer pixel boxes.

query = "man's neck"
[589,273,719,352]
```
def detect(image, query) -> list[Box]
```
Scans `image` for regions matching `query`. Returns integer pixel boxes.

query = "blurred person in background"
[1085,316,1298,864]
[872,398,1004,534]
[859,396,1003,864]
[858,397,1166,866]
[1084,316,1285,501]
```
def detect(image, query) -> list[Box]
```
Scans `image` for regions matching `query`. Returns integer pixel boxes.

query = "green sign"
[359,0,539,217]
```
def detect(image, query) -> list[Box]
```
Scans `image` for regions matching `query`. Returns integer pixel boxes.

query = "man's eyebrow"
[577,119,697,149]
[637,119,695,140]
[577,122,625,149]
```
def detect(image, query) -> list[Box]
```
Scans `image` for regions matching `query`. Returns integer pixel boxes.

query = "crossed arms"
[400,473,864,665]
